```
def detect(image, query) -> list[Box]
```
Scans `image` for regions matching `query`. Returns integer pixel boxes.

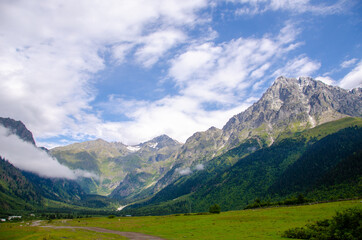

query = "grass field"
[0,200,360,240]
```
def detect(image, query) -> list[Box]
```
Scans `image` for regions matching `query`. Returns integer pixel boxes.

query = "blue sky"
[0,0,361,148]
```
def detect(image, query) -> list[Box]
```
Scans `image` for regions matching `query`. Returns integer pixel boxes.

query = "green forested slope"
[0,156,117,215]
[122,118,362,215]
[0,157,40,211]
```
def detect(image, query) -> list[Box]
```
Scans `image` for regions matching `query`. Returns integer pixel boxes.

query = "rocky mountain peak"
[222,76,362,148]
[153,76,362,195]
[139,134,181,150]
[350,87,362,97]
[0,117,36,145]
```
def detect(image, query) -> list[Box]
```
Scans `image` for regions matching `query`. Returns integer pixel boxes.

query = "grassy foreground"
[0,200,360,240]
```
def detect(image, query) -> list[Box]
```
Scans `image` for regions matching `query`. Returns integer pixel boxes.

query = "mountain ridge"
[50,134,182,196]
[1,76,361,215]
[148,76,362,196]
[121,117,362,215]
[0,117,36,145]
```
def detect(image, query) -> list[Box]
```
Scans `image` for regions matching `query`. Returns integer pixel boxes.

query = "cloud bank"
[0,126,97,180]
[0,0,207,144]
[0,1,360,147]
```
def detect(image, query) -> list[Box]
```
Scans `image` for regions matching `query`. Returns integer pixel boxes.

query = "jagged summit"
[0,117,36,145]
[222,76,362,147]
[152,76,362,192]
[143,134,181,149]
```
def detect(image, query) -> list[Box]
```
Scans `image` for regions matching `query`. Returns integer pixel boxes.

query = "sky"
[1,0,361,148]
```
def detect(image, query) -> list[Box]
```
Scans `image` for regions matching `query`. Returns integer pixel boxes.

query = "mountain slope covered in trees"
[121,117,362,215]
[0,77,361,217]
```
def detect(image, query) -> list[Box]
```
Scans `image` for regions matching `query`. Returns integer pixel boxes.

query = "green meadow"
[0,200,360,240]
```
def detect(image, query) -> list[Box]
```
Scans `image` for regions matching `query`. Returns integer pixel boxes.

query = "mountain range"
[0,76,361,216]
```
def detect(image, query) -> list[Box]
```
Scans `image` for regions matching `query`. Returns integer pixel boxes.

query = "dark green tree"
[209,204,221,214]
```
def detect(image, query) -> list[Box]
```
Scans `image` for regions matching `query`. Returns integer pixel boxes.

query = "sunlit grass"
[1,200,360,240]
[0,223,126,240]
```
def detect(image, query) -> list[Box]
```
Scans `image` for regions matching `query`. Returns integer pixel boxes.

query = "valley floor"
[0,199,360,240]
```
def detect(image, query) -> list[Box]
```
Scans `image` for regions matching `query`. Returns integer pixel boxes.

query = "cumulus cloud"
[95,96,249,144]
[0,0,207,143]
[90,22,308,144]
[0,1,340,147]
[0,126,98,179]
[177,164,204,176]
[195,164,205,171]
[273,56,321,78]
[339,61,362,89]
[178,167,192,176]
[135,29,187,67]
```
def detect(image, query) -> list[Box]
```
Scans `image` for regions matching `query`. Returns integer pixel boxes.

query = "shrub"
[209,204,221,214]
[282,207,362,239]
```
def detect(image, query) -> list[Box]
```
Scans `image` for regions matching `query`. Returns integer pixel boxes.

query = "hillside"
[50,135,182,197]
[150,77,362,195]
[0,156,40,211]
[0,76,361,216]
[0,119,117,215]
[121,117,362,215]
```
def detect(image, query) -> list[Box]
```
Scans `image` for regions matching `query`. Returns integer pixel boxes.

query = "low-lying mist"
[0,126,98,180]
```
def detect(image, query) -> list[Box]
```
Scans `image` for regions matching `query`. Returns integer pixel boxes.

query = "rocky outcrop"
[0,117,36,145]
[222,76,361,148]
[151,76,362,194]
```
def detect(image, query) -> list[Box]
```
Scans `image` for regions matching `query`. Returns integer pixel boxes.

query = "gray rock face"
[0,117,36,145]
[222,76,361,148]
[152,76,362,194]
[153,126,223,192]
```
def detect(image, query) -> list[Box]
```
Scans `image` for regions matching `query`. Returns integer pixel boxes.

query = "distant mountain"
[152,126,226,192]
[150,77,362,195]
[222,76,361,147]
[122,117,362,216]
[0,117,36,145]
[109,135,182,201]
[1,76,361,216]
[50,134,182,197]
[0,118,114,214]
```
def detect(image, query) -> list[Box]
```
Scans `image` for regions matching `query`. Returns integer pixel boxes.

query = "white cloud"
[316,76,336,86]
[195,164,205,171]
[234,0,348,15]
[135,29,187,67]
[339,61,362,89]
[340,58,358,68]
[170,23,301,102]
[0,0,207,143]
[88,23,308,145]
[0,126,97,179]
[86,22,309,145]
[0,1,338,148]
[95,95,250,144]
[178,167,192,175]
[273,56,321,78]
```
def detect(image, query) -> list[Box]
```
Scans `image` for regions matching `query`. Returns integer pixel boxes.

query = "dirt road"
[39,224,166,240]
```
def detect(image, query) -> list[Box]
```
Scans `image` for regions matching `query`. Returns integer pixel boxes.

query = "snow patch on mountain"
[127,146,141,152]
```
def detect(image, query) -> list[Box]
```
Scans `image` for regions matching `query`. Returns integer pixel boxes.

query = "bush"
[282,207,362,239]
[209,204,221,214]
